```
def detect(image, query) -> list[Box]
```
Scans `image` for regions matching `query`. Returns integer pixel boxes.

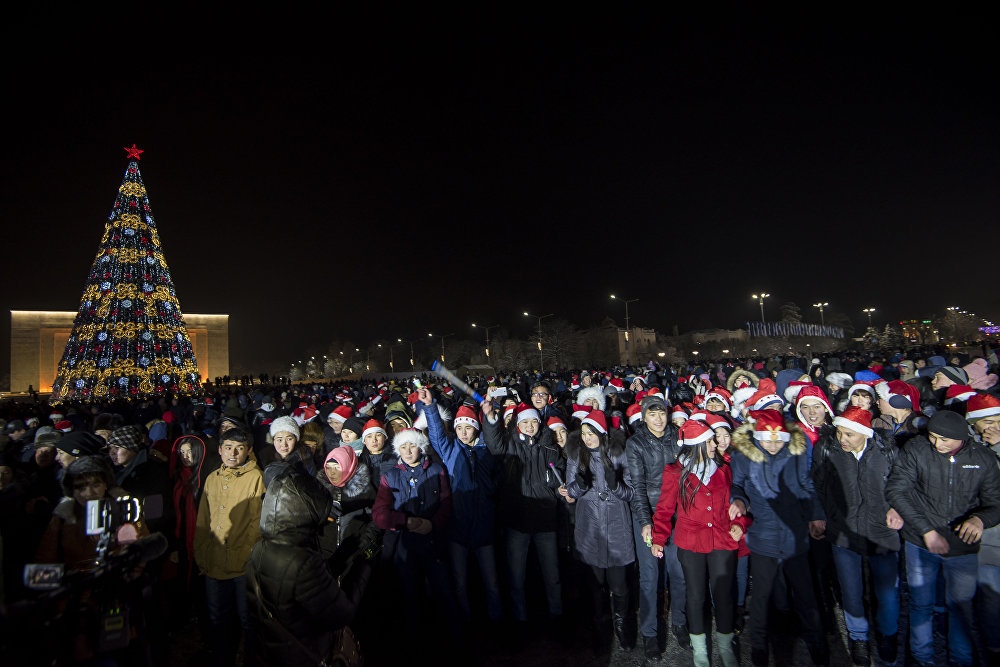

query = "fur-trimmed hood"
[565,427,625,461]
[731,419,808,464]
[726,369,760,393]
[576,386,606,412]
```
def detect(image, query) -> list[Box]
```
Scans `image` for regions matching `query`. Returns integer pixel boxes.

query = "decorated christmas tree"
[51,145,202,402]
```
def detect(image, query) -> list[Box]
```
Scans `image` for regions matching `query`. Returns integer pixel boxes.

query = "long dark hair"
[678,440,727,511]
[575,423,609,471]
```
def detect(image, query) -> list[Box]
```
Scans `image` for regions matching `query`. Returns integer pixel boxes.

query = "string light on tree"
[51,146,201,402]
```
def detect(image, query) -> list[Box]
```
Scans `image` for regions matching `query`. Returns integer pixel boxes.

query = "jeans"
[633,518,686,639]
[830,544,899,640]
[979,562,1000,653]
[205,575,250,665]
[905,541,978,666]
[449,541,503,621]
[736,554,749,607]
[677,548,737,634]
[506,528,562,621]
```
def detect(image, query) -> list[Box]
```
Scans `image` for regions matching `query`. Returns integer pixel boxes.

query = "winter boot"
[848,638,870,666]
[690,633,709,667]
[611,594,632,650]
[716,631,738,667]
[672,623,690,649]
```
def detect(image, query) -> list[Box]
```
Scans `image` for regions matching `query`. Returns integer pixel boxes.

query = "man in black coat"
[886,410,1000,667]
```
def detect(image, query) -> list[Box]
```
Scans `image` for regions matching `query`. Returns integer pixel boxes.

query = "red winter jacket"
[651,460,748,554]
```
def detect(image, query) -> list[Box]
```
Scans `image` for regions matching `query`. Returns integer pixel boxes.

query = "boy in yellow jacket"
[194,426,264,665]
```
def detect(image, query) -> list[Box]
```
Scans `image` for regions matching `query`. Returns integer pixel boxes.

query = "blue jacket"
[372,457,452,541]
[418,402,498,548]
[729,421,825,559]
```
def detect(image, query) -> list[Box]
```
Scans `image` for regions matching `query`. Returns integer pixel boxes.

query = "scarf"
[172,467,198,586]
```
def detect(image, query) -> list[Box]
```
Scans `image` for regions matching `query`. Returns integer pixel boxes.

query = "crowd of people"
[2,346,1000,666]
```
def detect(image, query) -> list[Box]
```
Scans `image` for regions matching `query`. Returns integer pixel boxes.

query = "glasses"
[531,392,550,398]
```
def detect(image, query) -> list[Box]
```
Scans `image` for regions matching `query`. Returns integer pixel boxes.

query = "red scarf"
[172,468,198,586]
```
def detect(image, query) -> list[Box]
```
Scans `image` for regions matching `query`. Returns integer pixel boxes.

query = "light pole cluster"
[472,322,499,358]
[610,294,639,364]
[863,307,876,328]
[812,302,828,326]
[523,311,554,371]
[751,293,770,322]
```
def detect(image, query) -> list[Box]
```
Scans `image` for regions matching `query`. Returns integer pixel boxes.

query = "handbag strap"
[246,560,329,667]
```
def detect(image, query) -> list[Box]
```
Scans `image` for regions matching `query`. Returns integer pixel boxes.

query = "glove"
[576,467,594,491]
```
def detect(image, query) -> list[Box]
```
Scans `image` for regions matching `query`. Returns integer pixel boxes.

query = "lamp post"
[610,294,640,364]
[349,347,359,373]
[812,302,828,327]
[751,293,770,322]
[428,332,454,364]
[397,338,415,370]
[523,311,555,371]
[863,308,876,329]
[472,323,499,359]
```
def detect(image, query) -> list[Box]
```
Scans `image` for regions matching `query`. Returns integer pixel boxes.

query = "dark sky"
[2,18,997,377]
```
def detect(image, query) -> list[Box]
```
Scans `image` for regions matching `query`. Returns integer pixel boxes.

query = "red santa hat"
[688,409,709,422]
[647,387,664,399]
[453,406,480,431]
[503,404,516,421]
[572,403,592,421]
[705,414,731,431]
[361,419,386,440]
[967,393,1000,422]
[833,405,874,438]
[547,416,568,431]
[49,411,65,422]
[671,405,688,422]
[750,410,791,442]
[582,410,608,435]
[875,380,922,414]
[945,385,976,406]
[847,381,880,401]
[54,419,73,433]
[679,419,715,446]
[330,405,352,423]
[704,387,733,411]
[608,378,625,393]
[626,403,643,425]
[515,403,541,426]
[748,382,784,411]
[442,385,454,397]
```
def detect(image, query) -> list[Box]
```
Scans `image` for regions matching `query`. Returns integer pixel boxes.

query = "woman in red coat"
[651,419,745,667]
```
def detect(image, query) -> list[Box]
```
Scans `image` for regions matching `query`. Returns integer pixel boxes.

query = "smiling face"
[644,407,667,436]
[799,399,828,427]
[531,387,550,411]
[272,432,297,459]
[518,417,540,437]
[850,391,873,411]
[714,428,731,453]
[705,397,726,413]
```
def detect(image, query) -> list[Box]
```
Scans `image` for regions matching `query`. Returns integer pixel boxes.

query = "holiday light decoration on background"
[51,146,201,402]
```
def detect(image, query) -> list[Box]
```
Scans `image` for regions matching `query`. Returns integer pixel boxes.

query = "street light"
[751,293,770,322]
[812,302,828,327]
[428,332,454,364]
[397,338,415,370]
[610,294,640,364]
[863,308,876,328]
[524,311,555,371]
[472,322,500,358]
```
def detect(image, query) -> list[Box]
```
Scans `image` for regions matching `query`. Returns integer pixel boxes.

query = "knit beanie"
[928,410,970,442]
[269,416,300,440]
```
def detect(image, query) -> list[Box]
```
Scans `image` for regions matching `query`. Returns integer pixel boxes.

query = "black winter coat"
[885,435,1000,557]
[482,414,565,534]
[247,471,370,666]
[812,431,900,554]
[625,423,680,528]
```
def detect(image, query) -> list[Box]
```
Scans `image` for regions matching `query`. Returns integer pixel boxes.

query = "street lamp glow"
[812,302,829,326]
[752,293,770,322]
[863,308,876,328]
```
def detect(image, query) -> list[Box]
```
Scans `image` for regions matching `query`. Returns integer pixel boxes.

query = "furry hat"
[576,386,606,412]
[726,369,760,393]
[825,372,853,391]
[269,416,300,440]
[392,428,430,456]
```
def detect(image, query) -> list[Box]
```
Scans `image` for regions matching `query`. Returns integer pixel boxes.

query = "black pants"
[677,548,738,634]
[589,565,628,597]
[749,551,825,655]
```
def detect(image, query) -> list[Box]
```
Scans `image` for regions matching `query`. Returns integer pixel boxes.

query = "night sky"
[2,19,997,377]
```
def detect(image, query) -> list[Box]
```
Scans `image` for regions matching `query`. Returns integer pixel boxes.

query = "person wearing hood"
[626,394,688,659]
[247,469,372,666]
[482,399,566,629]
[794,386,835,450]
[886,409,1000,667]
[812,407,901,666]
[372,428,455,629]
[564,411,634,652]
[194,425,264,666]
[416,387,502,623]
[315,445,375,570]
[729,411,828,667]
[169,434,209,598]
